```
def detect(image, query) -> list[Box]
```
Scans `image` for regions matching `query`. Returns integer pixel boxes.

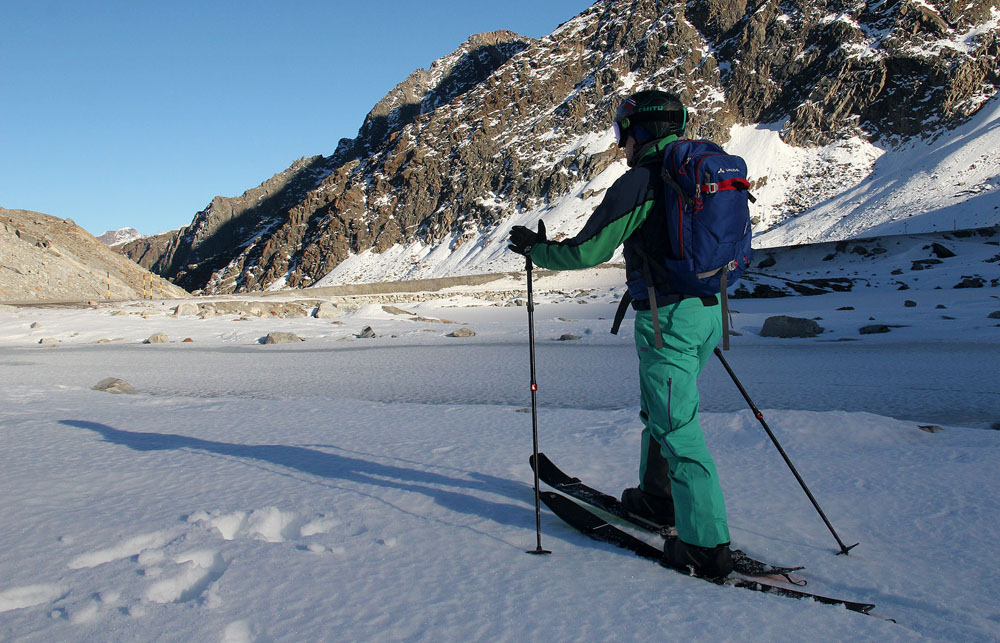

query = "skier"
[508,90,733,580]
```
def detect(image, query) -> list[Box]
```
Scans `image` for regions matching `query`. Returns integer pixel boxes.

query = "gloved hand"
[508,220,546,257]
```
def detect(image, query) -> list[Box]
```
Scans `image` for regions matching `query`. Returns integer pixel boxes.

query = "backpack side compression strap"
[721,271,731,351]
[611,291,633,336]
[643,255,664,349]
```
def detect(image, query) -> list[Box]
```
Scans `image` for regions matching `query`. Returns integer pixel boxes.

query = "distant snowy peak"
[96,227,141,246]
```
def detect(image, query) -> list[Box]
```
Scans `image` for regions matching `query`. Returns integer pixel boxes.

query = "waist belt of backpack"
[610,289,718,345]
[631,294,718,310]
[611,262,729,350]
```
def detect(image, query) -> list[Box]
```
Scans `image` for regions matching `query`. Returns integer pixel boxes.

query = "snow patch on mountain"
[757,93,1000,248]
[314,154,631,287]
[726,124,885,234]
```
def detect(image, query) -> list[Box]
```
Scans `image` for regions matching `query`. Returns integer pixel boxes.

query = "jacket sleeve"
[529,169,656,271]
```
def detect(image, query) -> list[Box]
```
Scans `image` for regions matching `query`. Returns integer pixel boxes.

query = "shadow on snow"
[59,419,536,537]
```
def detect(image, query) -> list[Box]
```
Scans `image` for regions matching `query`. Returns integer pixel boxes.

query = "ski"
[540,490,880,617]
[530,452,804,579]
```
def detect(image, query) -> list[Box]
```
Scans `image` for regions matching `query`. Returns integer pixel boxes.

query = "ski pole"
[525,254,550,555]
[713,347,859,556]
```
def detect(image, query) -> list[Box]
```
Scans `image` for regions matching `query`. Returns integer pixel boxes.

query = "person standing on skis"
[508,89,733,580]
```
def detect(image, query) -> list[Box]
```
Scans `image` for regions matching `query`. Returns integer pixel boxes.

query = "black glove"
[508,220,546,257]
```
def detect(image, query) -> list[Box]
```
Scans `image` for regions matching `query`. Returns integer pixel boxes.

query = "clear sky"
[1,1,594,236]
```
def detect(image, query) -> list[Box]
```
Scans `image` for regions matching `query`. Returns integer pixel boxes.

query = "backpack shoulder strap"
[661,166,694,208]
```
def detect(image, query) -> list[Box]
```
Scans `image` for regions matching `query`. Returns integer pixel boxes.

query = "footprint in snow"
[145,549,227,605]
[9,506,346,623]
[0,584,67,614]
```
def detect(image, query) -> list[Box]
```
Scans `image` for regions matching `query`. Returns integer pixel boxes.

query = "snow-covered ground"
[1,254,998,640]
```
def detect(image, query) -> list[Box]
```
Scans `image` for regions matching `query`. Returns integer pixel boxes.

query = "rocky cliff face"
[692,0,1000,145]
[121,0,1000,294]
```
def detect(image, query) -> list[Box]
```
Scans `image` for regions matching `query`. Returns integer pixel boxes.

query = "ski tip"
[856,603,877,615]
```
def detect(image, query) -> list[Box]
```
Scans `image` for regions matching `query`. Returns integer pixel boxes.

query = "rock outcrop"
[119,1,1000,295]
[1,207,189,302]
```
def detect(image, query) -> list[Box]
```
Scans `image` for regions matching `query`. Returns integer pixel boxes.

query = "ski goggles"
[613,107,686,147]
[613,120,627,147]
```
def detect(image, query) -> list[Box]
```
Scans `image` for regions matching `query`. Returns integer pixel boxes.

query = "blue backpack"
[621,139,754,350]
[660,139,754,349]
[660,139,754,297]
[612,139,755,349]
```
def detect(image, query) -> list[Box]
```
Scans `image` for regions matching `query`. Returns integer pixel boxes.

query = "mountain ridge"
[119,0,1000,294]
[0,207,188,303]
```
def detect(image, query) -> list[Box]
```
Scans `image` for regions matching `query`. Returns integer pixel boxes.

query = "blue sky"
[1,1,593,236]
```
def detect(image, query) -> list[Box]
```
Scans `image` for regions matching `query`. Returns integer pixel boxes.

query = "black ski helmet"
[613,90,686,147]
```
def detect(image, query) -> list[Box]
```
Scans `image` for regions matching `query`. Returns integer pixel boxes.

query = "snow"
[2,240,999,640]
[747,93,1000,248]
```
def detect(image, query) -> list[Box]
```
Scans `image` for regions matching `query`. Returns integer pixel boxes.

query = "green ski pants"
[634,295,730,548]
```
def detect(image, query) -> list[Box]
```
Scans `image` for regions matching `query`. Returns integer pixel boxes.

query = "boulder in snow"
[760,316,823,338]
[92,377,137,394]
[954,276,985,288]
[262,332,304,344]
[930,243,956,258]
[314,302,345,319]
[173,302,199,316]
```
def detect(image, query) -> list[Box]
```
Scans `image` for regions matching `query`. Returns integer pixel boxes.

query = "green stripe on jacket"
[530,199,656,271]
[527,136,675,272]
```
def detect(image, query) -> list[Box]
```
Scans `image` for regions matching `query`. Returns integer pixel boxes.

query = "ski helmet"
[613,90,686,147]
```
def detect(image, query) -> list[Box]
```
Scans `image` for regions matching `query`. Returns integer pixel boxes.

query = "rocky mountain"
[0,208,189,302]
[96,227,142,247]
[120,0,1000,294]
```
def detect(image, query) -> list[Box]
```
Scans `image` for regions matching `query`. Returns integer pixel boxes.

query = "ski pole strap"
[611,291,633,335]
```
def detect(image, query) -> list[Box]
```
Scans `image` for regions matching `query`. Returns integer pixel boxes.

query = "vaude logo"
[716,167,741,174]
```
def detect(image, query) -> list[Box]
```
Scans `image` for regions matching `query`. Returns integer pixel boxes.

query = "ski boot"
[621,487,675,529]
[661,537,734,582]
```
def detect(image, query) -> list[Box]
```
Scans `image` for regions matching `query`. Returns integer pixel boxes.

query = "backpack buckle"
[703,182,719,194]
